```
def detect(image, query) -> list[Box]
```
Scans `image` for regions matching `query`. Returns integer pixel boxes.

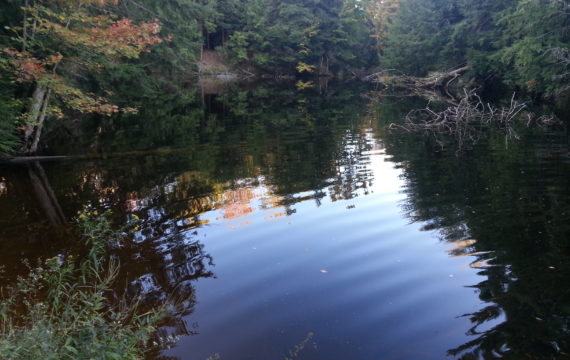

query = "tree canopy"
[0,0,569,155]
[381,0,570,97]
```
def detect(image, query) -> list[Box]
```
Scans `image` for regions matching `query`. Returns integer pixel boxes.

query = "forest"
[0,0,569,156]
[1,1,570,359]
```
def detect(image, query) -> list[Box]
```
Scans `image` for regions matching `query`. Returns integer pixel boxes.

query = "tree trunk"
[363,66,469,89]
[21,84,49,154]
[29,89,51,154]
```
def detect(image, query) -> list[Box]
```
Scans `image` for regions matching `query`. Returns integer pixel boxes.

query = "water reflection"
[377,98,570,359]
[1,82,569,359]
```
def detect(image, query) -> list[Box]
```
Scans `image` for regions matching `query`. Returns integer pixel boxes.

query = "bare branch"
[389,90,563,151]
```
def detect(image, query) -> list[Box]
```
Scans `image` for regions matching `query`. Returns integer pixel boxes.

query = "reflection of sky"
[174,129,404,231]
[162,129,492,360]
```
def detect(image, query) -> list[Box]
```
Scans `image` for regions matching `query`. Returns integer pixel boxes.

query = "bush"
[0,209,166,360]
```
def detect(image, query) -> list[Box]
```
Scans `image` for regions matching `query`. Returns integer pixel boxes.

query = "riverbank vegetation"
[0,0,569,155]
[379,0,570,99]
[0,209,168,360]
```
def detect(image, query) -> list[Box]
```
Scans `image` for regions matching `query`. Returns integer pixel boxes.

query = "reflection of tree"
[377,96,570,359]
[1,81,390,357]
[329,129,376,201]
[0,162,66,230]
[27,162,67,228]
[1,163,218,348]
[2,80,383,264]
[40,80,380,207]
[0,163,70,276]
[119,234,215,342]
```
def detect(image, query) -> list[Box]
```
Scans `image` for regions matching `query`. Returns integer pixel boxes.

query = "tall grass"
[0,209,166,360]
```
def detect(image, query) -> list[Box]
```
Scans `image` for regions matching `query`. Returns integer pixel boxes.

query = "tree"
[1,0,166,154]
[382,0,462,76]
[218,0,376,75]
[492,0,570,96]
[380,0,570,99]
[117,0,220,70]
[363,0,399,55]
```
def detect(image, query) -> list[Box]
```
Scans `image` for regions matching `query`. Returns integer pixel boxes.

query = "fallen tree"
[388,90,561,150]
[363,66,470,93]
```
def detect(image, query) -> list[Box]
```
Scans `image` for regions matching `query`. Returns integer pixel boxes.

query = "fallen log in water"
[0,155,77,163]
[387,89,562,150]
[363,66,470,92]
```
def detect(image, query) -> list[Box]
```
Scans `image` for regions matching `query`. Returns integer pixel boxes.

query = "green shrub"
[0,209,166,360]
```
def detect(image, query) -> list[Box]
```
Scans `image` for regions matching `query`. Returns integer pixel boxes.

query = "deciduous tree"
[1,0,166,154]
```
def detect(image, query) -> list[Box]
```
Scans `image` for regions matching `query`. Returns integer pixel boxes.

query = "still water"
[1,81,569,359]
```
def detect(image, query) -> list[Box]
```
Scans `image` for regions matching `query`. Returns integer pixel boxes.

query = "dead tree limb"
[387,90,532,150]
[364,66,470,92]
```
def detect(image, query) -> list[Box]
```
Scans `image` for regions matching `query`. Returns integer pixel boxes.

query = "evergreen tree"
[219,0,376,75]
[382,0,461,76]
[492,0,570,96]
[381,0,570,98]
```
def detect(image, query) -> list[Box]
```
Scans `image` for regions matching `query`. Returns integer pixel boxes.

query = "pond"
[1,81,569,359]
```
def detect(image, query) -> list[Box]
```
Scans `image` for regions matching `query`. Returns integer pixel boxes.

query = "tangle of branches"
[389,90,560,150]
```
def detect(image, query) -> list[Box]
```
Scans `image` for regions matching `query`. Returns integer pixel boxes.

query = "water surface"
[1,81,569,359]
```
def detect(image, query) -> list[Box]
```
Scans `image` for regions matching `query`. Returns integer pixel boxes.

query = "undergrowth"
[0,209,167,360]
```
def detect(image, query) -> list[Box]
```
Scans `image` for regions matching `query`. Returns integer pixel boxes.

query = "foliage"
[1,0,569,156]
[381,0,462,76]
[0,70,22,155]
[0,209,167,360]
[115,0,219,71]
[0,0,168,154]
[381,0,570,99]
[1,1,166,116]
[492,0,570,95]
[218,0,376,74]
[296,62,316,74]
[362,0,399,54]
